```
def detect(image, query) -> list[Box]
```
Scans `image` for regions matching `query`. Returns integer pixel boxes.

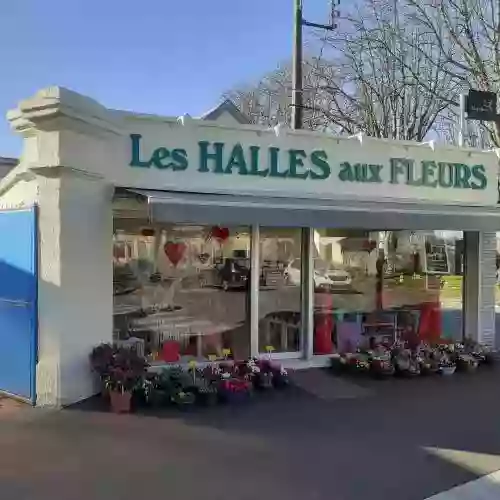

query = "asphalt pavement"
[2,368,500,500]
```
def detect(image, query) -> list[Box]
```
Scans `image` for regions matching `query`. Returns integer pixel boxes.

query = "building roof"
[0,156,18,167]
[0,157,17,179]
[199,99,251,124]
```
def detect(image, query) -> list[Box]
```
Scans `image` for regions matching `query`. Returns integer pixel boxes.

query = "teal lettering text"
[310,150,330,180]
[249,146,269,177]
[225,144,248,175]
[470,164,487,190]
[199,142,224,173]
[269,147,288,178]
[421,161,438,188]
[288,149,308,179]
[129,134,150,168]
[339,162,354,182]
[453,163,471,189]
[390,158,409,184]
[170,149,188,171]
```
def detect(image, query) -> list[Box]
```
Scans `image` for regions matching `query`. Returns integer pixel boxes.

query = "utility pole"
[292,1,339,360]
[291,0,339,131]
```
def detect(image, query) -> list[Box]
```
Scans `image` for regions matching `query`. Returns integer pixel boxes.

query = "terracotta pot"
[109,390,132,413]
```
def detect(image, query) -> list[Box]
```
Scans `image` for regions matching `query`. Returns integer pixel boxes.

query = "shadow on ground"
[2,368,500,500]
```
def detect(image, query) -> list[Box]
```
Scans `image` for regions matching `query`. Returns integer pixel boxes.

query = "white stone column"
[8,87,123,406]
[35,167,113,406]
[463,231,496,347]
[478,232,497,346]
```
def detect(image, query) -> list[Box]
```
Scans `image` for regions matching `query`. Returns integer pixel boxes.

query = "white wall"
[58,171,113,405]
[35,167,113,406]
[479,232,497,346]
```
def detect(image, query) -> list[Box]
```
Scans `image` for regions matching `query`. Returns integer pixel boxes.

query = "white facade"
[1,86,499,407]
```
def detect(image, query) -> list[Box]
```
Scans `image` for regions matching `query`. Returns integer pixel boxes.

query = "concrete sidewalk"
[1,368,500,500]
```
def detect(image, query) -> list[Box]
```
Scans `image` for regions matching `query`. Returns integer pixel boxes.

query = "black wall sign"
[466,90,497,121]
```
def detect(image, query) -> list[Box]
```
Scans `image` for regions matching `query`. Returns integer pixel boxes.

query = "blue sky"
[0,0,330,157]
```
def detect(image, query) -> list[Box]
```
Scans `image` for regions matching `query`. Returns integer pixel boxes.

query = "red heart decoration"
[164,241,186,267]
[210,226,230,242]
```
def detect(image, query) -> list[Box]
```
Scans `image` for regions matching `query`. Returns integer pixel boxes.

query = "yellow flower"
[265,345,275,353]
[222,348,232,357]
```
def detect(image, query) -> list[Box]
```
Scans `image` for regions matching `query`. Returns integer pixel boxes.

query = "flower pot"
[197,390,218,407]
[253,372,274,390]
[100,381,109,401]
[272,372,290,389]
[218,379,252,403]
[219,389,251,404]
[171,390,196,408]
[440,366,456,376]
[109,390,132,413]
[456,357,479,373]
[420,363,439,376]
[148,389,170,408]
[370,359,395,379]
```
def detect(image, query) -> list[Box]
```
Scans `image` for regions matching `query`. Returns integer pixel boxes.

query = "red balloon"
[164,241,186,267]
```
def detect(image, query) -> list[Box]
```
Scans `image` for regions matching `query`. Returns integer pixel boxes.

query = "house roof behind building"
[0,157,18,167]
[199,99,251,124]
[0,156,18,179]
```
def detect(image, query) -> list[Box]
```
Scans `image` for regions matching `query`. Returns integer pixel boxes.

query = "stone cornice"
[7,86,124,139]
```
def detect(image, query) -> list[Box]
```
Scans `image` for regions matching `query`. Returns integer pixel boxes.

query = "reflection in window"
[313,230,464,354]
[113,225,251,362]
[258,228,302,353]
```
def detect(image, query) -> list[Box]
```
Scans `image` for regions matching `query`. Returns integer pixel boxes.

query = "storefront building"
[0,86,499,407]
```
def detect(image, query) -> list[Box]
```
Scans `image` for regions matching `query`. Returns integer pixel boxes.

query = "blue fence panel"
[0,208,37,402]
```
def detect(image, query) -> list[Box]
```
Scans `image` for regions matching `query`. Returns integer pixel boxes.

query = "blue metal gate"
[0,207,37,403]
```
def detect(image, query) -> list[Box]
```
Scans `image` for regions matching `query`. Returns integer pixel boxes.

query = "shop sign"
[129,134,488,191]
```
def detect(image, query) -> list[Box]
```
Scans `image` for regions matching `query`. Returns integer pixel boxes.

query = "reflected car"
[285,259,352,288]
[217,258,249,291]
[325,268,352,286]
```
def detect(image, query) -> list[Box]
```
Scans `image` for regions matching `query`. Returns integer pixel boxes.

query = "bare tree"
[225,0,455,141]
[319,0,459,140]
[224,57,336,131]
[386,0,500,146]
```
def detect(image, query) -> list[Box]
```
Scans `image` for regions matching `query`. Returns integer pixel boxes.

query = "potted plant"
[257,358,290,389]
[90,344,148,411]
[105,366,141,413]
[90,343,114,398]
[455,352,479,372]
[163,366,198,408]
[187,362,218,406]
[417,347,440,375]
[346,352,371,375]
[463,338,499,366]
[392,348,420,377]
[438,349,456,376]
[369,357,394,378]
[235,358,272,390]
[218,375,252,403]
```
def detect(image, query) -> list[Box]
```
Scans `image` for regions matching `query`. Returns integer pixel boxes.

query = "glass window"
[258,228,302,353]
[113,224,251,361]
[312,229,463,354]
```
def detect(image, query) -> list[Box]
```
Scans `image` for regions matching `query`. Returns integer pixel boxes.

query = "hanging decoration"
[141,228,155,237]
[207,226,230,243]
[197,252,210,264]
[164,241,186,267]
